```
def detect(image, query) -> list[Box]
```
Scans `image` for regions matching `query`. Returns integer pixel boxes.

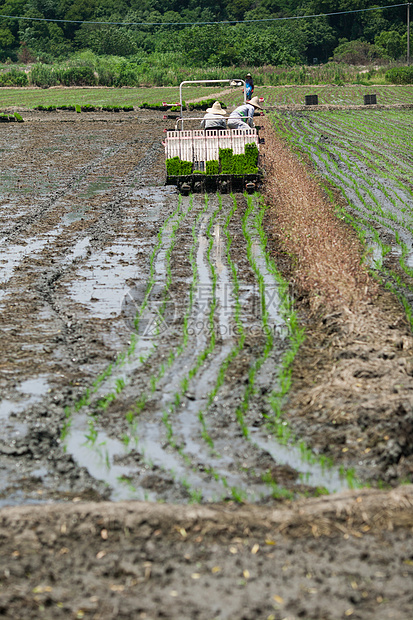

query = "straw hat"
[248,96,263,110]
[206,101,227,115]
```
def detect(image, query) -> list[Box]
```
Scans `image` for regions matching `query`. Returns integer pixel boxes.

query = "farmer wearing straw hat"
[227,96,263,130]
[200,101,227,131]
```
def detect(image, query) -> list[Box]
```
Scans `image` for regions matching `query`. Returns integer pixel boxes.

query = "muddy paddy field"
[0,103,413,619]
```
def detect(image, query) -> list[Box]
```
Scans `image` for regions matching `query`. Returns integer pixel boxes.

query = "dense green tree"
[299,16,336,62]
[75,24,138,55]
[0,25,14,46]
[375,29,404,59]
[0,0,29,51]
[177,24,239,65]
[0,0,410,65]
[237,22,306,65]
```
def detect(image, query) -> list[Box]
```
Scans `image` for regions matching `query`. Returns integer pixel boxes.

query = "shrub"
[330,39,384,65]
[29,63,59,87]
[0,68,28,87]
[60,67,97,86]
[114,65,139,87]
[97,66,116,86]
[385,66,413,84]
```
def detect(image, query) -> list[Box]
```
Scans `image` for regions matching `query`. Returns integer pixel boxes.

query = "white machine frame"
[165,79,258,171]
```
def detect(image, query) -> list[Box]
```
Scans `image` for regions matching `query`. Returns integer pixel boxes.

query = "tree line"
[0,0,410,65]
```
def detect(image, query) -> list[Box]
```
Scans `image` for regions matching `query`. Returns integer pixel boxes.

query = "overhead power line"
[0,3,409,27]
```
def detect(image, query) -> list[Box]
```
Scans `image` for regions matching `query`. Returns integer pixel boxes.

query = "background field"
[0,85,223,109]
[1,84,412,111]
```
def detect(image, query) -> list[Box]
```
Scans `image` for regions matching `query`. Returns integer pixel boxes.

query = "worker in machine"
[245,73,254,101]
[201,101,227,131]
[227,96,263,130]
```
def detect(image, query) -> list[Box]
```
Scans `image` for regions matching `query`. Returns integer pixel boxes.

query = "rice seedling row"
[271,108,413,324]
[252,85,413,108]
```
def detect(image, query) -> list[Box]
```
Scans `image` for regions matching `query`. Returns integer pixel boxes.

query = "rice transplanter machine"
[163,80,263,194]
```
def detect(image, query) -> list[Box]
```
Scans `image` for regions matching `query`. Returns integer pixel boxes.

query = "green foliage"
[80,104,98,111]
[180,159,194,174]
[219,148,234,174]
[0,68,28,86]
[0,26,15,49]
[385,66,413,85]
[244,142,259,171]
[218,145,258,175]
[187,99,227,111]
[114,61,140,86]
[167,144,259,177]
[75,25,138,57]
[233,153,247,174]
[0,0,408,71]
[166,156,193,176]
[298,15,337,64]
[140,102,170,111]
[34,104,57,110]
[102,104,133,111]
[29,63,59,87]
[329,39,383,64]
[206,160,219,175]
[60,66,97,86]
[375,30,404,60]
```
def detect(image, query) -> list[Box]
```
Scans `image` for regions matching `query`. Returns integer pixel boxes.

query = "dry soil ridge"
[1,485,412,538]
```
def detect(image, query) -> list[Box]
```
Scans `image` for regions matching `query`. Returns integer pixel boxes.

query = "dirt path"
[0,108,412,619]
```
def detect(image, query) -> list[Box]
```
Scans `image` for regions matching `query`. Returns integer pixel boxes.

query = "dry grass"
[261,117,375,311]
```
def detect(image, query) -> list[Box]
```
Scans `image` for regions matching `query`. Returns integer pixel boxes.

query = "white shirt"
[228,103,255,126]
[201,113,227,129]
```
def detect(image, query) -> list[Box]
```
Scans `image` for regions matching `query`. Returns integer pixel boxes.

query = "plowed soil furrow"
[61,191,323,503]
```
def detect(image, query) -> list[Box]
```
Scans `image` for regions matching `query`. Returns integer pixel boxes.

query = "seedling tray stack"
[164,128,261,193]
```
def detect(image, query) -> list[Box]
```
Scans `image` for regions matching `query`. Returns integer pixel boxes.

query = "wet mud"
[1,108,413,619]
[1,111,359,507]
